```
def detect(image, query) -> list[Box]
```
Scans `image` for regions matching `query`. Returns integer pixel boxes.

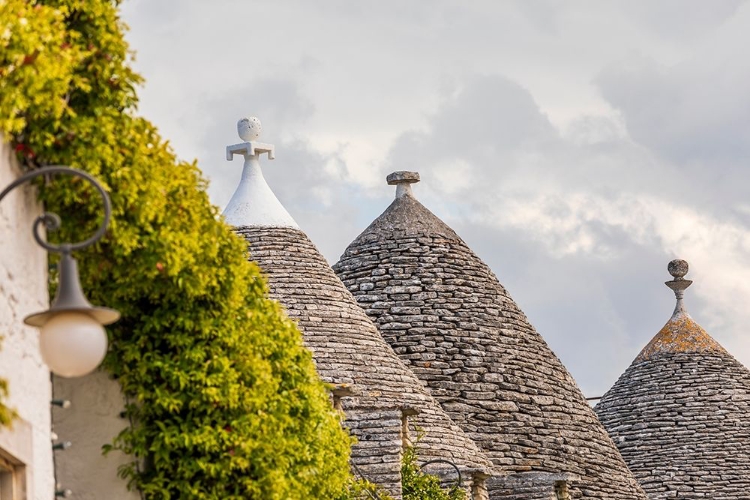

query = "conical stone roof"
[223,123,493,498]
[333,172,647,499]
[595,260,750,499]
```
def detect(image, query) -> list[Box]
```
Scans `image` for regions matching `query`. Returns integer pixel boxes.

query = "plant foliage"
[335,442,469,500]
[0,0,352,497]
[0,347,15,426]
[402,444,467,500]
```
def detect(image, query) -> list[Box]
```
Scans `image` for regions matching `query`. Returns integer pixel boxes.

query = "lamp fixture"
[0,165,120,377]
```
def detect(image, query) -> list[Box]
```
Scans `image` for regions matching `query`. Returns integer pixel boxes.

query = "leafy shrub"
[336,440,468,500]
[0,0,352,497]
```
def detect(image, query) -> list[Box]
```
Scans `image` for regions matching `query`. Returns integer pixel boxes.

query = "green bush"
[0,0,352,498]
[402,444,467,500]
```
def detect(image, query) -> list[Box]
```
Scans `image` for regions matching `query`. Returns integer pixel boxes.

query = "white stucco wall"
[53,373,138,500]
[0,138,55,499]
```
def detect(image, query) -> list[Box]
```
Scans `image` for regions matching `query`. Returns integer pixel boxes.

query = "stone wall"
[0,138,55,499]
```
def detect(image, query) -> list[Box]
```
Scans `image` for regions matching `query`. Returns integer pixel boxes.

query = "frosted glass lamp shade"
[39,312,108,378]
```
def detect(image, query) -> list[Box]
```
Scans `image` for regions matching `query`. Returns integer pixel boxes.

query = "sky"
[121,0,750,396]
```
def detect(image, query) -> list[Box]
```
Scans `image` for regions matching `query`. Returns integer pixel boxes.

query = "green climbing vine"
[1,0,352,498]
[1,1,473,498]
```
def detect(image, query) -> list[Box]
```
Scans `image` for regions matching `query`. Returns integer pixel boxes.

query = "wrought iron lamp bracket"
[419,458,463,489]
[0,165,111,256]
[0,165,119,329]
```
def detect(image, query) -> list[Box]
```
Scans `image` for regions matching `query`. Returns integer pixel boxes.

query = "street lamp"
[0,166,120,377]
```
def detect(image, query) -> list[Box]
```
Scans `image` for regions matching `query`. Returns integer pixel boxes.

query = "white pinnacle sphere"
[237,116,262,142]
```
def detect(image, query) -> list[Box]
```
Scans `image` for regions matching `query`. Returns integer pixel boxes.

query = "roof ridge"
[347,194,460,248]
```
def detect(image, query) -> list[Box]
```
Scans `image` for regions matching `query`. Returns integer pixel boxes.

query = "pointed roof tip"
[222,116,298,229]
[342,170,458,246]
[387,171,420,199]
[633,258,727,362]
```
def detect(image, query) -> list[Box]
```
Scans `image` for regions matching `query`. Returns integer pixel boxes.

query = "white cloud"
[381,71,750,392]
[120,0,750,394]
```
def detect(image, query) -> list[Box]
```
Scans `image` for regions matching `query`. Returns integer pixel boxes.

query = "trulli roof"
[235,227,493,498]
[333,172,647,499]
[222,127,493,498]
[595,261,750,499]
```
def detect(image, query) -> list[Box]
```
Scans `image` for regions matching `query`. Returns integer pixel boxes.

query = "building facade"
[0,138,55,499]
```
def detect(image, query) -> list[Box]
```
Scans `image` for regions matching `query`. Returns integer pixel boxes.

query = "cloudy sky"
[121,0,750,396]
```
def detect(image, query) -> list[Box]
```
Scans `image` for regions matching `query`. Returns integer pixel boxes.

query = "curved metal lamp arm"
[0,166,111,255]
[350,457,463,498]
[419,459,463,489]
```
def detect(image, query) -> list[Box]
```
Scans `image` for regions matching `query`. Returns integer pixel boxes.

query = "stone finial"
[222,116,297,228]
[387,171,420,199]
[238,117,262,142]
[665,259,692,316]
[668,259,689,279]
[226,116,275,160]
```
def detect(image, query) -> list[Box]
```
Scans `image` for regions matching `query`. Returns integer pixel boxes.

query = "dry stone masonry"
[223,122,492,498]
[333,172,647,499]
[595,261,750,499]
[236,227,494,498]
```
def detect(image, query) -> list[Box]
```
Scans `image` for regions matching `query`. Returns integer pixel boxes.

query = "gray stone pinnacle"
[667,258,689,279]
[386,171,420,185]
[665,259,692,315]
[387,171,420,199]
